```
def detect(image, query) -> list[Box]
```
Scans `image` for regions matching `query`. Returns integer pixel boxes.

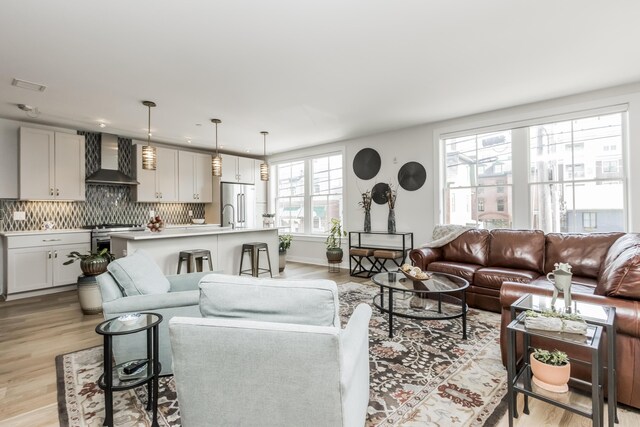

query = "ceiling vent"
[11,78,47,92]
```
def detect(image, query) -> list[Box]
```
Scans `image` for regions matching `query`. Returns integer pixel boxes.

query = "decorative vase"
[80,257,109,276]
[530,354,571,393]
[279,250,286,272]
[364,210,371,233]
[387,208,396,233]
[77,275,103,315]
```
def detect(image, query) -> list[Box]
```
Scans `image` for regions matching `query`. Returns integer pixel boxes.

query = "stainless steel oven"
[85,224,145,253]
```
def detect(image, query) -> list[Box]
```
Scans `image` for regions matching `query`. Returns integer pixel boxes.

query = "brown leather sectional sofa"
[410,229,640,408]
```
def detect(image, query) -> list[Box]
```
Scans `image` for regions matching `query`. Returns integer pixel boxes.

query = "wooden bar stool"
[239,242,273,277]
[177,249,214,274]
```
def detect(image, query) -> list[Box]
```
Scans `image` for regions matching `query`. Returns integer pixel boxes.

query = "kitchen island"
[110,226,279,276]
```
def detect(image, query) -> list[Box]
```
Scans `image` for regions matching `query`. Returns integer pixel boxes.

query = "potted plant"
[279,234,293,272]
[325,218,347,262]
[530,348,571,393]
[64,248,114,276]
[64,248,114,315]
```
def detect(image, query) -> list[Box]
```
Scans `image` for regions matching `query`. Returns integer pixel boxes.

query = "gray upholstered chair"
[96,249,213,374]
[169,274,372,427]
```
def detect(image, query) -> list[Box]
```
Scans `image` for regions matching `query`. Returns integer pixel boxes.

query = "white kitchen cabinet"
[19,127,85,200]
[220,154,255,184]
[135,144,179,202]
[3,231,90,298]
[178,151,212,203]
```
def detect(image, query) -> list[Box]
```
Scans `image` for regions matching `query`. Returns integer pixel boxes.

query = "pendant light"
[211,119,222,176]
[141,101,157,170]
[260,131,269,181]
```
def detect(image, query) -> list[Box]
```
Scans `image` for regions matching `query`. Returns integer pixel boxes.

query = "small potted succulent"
[530,348,571,393]
[64,248,114,276]
[325,218,347,263]
[279,234,292,272]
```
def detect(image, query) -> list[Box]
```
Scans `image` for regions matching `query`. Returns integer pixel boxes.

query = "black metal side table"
[509,293,618,426]
[96,312,163,427]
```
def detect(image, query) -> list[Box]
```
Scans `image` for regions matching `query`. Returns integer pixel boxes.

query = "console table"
[348,231,413,278]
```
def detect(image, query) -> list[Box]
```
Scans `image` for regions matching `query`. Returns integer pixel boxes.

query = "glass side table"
[508,293,617,426]
[96,312,163,427]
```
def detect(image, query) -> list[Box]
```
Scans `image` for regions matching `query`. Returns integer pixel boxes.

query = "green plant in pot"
[530,348,571,393]
[278,234,293,272]
[64,248,114,276]
[325,218,346,262]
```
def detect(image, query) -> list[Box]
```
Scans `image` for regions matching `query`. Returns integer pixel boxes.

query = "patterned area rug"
[56,282,508,426]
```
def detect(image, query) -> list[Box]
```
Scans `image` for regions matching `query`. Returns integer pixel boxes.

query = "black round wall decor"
[352,148,381,180]
[398,161,426,191]
[371,182,390,205]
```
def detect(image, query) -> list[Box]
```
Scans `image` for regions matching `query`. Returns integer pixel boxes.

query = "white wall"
[274,81,640,267]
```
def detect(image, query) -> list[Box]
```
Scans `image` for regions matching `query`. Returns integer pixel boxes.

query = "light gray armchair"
[96,249,213,374]
[169,274,372,427]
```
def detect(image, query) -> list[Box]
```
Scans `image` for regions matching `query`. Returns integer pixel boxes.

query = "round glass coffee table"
[371,271,469,339]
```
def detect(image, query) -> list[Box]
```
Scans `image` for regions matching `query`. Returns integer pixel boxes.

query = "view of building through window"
[274,153,343,234]
[444,131,513,229]
[443,112,625,232]
[529,113,624,233]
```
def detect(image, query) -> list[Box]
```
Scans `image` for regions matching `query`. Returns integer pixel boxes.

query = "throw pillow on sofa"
[107,249,171,296]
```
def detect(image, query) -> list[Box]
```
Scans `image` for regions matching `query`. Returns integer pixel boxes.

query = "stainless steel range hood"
[85,134,139,185]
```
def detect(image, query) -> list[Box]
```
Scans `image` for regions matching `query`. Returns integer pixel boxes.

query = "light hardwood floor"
[0,262,637,426]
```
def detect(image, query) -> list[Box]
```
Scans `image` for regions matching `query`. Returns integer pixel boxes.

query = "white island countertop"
[110,226,279,276]
[111,226,276,241]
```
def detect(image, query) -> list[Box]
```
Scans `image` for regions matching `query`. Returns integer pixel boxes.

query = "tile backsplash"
[0,132,205,231]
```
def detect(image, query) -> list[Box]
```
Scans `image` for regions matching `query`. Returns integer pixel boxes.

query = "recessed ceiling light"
[195,123,202,127]
[99,123,106,128]
[245,149,250,153]
[12,78,47,92]
[187,138,192,144]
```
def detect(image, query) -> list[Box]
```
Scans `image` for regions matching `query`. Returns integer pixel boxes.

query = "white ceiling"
[1,1,639,155]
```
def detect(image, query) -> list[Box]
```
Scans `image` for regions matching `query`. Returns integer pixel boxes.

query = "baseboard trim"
[4,284,77,301]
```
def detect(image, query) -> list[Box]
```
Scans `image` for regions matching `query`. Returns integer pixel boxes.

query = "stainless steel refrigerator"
[221,182,256,229]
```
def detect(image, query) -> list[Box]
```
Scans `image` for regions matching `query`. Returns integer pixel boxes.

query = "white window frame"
[272,151,344,236]
[434,104,629,231]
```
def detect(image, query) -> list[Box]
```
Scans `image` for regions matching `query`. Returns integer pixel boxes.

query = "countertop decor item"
[263,213,276,228]
[191,218,205,224]
[141,101,157,170]
[147,216,165,232]
[530,348,571,393]
[353,148,381,180]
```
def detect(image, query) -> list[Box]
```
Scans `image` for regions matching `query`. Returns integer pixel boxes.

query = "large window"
[444,130,513,229]
[442,111,626,232]
[529,113,624,233]
[274,153,343,234]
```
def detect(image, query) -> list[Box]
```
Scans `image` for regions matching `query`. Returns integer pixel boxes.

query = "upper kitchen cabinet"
[220,154,255,184]
[135,144,179,202]
[19,127,85,200]
[178,151,212,203]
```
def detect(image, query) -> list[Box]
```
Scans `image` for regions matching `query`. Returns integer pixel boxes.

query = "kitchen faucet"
[222,204,235,229]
